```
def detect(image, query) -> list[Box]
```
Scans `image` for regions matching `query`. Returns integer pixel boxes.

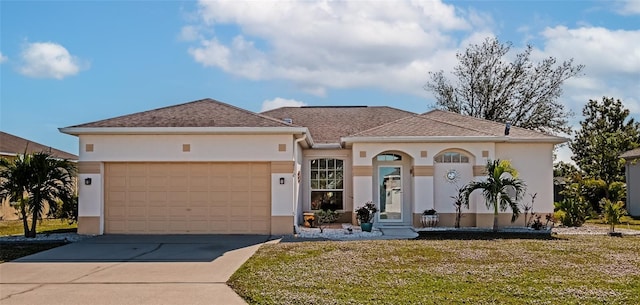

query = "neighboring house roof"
[67,98,296,128]
[261,106,415,144]
[0,131,78,160]
[621,148,640,159]
[344,109,567,143]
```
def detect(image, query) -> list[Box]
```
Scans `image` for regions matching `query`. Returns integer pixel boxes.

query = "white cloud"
[186,0,481,96]
[18,42,85,79]
[615,0,640,15]
[0,52,7,63]
[179,25,200,41]
[534,26,640,117]
[184,0,639,124]
[261,97,307,111]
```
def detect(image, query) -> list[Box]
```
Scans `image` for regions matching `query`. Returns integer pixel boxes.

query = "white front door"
[378,166,403,222]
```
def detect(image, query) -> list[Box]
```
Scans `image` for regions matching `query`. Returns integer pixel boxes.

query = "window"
[377,154,402,161]
[310,158,344,210]
[434,151,470,163]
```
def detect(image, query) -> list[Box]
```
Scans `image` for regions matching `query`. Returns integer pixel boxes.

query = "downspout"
[292,134,307,234]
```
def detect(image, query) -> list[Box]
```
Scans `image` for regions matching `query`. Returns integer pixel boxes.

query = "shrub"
[355,202,377,224]
[608,182,626,203]
[554,198,589,227]
[55,195,78,224]
[315,210,340,233]
[600,198,626,233]
[580,178,607,213]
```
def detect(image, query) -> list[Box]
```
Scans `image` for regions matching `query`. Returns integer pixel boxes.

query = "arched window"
[434,151,470,163]
[310,159,344,210]
[377,154,402,161]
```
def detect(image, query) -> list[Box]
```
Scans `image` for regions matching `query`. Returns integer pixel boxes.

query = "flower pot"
[421,214,439,227]
[360,222,373,232]
[303,212,316,228]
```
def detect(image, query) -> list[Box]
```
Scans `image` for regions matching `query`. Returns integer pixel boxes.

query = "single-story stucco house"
[0,131,78,220]
[621,148,640,217]
[59,98,566,235]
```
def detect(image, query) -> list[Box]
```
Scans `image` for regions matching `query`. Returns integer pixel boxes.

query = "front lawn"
[0,242,67,263]
[586,216,640,231]
[229,235,640,305]
[0,219,77,236]
[0,219,76,263]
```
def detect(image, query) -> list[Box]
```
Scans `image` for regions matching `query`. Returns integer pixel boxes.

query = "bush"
[55,195,78,224]
[554,198,589,227]
[608,182,626,203]
[315,210,340,233]
[600,198,626,233]
[580,178,607,213]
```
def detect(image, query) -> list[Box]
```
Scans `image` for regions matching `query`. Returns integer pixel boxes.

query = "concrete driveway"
[0,234,271,305]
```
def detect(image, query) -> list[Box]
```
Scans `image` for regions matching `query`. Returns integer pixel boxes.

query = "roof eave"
[341,136,568,144]
[59,126,309,135]
[309,143,343,149]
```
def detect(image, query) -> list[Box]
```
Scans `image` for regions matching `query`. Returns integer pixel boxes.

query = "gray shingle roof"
[621,148,640,159]
[348,109,566,141]
[261,106,415,143]
[67,98,295,128]
[1,132,78,160]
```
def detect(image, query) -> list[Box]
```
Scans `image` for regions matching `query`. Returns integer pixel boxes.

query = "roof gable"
[261,106,415,143]
[347,109,566,142]
[621,148,640,159]
[68,98,295,128]
[0,132,78,160]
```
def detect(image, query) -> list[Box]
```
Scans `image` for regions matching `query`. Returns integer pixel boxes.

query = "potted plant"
[421,209,439,227]
[355,202,378,232]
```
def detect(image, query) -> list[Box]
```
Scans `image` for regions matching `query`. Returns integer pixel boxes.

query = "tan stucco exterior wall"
[75,134,303,235]
[496,143,555,215]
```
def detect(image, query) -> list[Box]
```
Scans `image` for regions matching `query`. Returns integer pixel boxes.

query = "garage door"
[104,162,271,234]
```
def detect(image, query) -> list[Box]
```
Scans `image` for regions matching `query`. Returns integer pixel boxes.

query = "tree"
[463,159,526,232]
[553,161,581,179]
[0,151,76,237]
[570,97,640,185]
[425,37,583,134]
[0,154,33,235]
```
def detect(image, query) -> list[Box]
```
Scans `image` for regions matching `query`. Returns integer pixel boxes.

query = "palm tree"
[0,151,76,237]
[463,159,526,232]
[0,154,33,235]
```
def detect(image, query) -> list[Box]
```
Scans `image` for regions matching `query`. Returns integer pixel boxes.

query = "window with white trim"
[434,151,470,163]
[310,158,344,210]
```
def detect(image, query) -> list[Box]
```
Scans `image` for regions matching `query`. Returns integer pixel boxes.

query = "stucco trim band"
[78,162,101,174]
[352,166,373,176]
[473,165,486,176]
[78,216,101,235]
[271,216,294,235]
[412,166,434,176]
[271,161,294,173]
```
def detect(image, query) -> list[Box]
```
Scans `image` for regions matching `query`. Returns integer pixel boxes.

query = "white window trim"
[309,158,345,211]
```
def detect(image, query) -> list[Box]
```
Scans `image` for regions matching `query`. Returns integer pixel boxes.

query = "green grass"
[0,219,76,263]
[0,219,77,236]
[586,216,640,231]
[0,242,67,263]
[229,235,640,304]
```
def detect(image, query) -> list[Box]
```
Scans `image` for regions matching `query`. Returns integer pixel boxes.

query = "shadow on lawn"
[415,231,561,240]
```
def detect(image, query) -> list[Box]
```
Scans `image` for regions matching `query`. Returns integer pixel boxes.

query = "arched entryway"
[373,151,413,226]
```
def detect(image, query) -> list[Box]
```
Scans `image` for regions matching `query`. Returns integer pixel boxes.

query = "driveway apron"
[0,234,270,305]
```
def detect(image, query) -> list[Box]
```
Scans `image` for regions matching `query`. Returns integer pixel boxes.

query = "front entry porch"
[373,152,414,227]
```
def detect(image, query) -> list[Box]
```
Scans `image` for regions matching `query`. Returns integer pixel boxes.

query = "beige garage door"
[104,162,271,234]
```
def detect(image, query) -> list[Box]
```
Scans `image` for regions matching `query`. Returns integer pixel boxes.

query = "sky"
[1,0,639,164]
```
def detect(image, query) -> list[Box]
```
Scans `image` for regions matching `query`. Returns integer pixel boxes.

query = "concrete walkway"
[0,235,271,305]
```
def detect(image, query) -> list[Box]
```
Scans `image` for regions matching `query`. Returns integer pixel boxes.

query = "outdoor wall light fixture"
[84,178,92,185]
[280,177,285,185]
